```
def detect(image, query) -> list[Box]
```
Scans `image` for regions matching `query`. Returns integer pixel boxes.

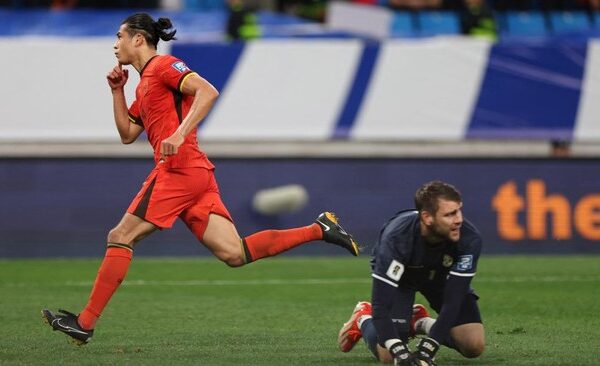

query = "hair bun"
[154,17,177,41]
[155,17,172,31]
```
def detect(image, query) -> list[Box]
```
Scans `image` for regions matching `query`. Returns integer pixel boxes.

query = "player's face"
[113,24,137,65]
[429,198,463,243]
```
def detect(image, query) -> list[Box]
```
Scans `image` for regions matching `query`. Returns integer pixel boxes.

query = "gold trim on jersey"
[179,72,198,93]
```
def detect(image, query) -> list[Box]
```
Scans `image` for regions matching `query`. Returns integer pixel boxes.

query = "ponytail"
[122,13,177,49]
[154,17,177,42]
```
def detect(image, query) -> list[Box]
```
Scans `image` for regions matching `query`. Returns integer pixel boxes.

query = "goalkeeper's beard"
[427,223,460,244]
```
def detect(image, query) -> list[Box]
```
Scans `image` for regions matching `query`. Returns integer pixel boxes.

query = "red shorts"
[127,165,233,240]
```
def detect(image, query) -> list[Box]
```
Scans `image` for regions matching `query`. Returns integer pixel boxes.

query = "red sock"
[78,245,133,330]
[242,223,323,262]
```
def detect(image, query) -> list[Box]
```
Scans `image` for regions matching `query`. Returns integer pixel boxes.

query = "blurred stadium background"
[1,0,600,259]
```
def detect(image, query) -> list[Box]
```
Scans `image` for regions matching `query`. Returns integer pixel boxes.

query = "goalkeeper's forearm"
[430,274,472,343]
[371,276,401,343]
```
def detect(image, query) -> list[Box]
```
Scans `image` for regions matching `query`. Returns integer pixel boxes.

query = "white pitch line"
[66,275,600,287]
[475,276,600,283]
[66,278,372,287]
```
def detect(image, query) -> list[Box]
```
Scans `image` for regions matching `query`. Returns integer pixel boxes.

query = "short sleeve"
[128,100,143,127]
[158,58,197,92]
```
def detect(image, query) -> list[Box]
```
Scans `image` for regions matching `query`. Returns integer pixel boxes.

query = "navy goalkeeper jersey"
[370,209,482,292]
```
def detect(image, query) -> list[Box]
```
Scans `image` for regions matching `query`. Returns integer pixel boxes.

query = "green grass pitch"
[1,255,599,365]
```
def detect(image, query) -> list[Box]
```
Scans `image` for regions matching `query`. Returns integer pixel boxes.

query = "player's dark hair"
[122,13,177,49]
[415,180,462,214]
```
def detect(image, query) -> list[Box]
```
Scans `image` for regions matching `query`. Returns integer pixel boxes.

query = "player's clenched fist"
[107,64,129,90]
[160,130,185,159]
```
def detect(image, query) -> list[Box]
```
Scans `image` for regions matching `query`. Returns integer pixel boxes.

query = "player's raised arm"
[107,64,143,144]
[179,73,219,133]
[160,74,219,158]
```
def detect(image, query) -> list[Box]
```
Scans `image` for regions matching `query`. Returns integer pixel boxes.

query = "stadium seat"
[390,11,416,38]
[417,11,460,36]
[505,11,548,37]
[549,11,591,34]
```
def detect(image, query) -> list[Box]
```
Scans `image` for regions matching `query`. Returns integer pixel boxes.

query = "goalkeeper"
[338,181,485,365]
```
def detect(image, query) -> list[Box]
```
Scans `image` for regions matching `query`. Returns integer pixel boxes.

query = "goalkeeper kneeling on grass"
[338,181,485,365]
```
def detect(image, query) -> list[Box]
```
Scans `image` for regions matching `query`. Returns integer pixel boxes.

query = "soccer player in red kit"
[42,13,359,345]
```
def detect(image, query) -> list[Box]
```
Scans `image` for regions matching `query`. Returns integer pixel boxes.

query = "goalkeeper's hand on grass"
[408,337,440,366]
[387,337,440,366]
[385,339,411,366]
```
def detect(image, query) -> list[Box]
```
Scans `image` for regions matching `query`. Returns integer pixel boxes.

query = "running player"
[338,181,484,365]
[42,13,359,345]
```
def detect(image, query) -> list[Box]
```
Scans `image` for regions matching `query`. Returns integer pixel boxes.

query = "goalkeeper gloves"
[386,337,440,366]
[410,337,440,366]
[385,339,411,366]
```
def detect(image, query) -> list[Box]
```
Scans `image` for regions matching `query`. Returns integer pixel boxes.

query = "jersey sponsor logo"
[457,255,474,271]
[386,260,404,281]
[442,254,453,268]
[171,61,190,73]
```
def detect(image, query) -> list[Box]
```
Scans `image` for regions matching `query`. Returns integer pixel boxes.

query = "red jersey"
[128,55,214,170]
